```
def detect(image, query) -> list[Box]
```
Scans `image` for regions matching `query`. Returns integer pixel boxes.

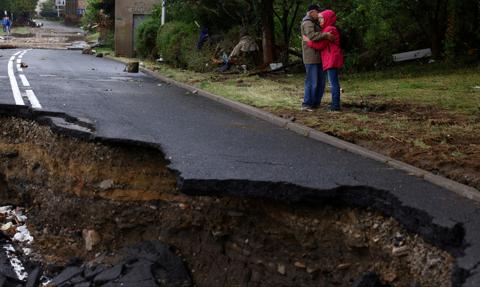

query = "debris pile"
[0,206,35,284]
[47,241,192,287]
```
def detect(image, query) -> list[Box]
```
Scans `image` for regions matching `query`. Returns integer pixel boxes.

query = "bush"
[156,21,214,72]
[135,17,161,59]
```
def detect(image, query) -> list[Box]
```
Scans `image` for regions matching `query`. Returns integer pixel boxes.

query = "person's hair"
[307,4,321,12]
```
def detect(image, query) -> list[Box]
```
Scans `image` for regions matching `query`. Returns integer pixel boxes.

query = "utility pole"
[161,0,166,26]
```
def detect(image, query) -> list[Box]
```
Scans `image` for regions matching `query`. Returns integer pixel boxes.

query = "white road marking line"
[13,51,22,56]
[16,59,21,64]
[8,56,24,105]
[25,90,41,109]
[17,64,23,72]
[19,74,30,87]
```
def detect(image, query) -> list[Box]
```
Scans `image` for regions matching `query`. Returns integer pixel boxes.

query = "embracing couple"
[301,4,344,112]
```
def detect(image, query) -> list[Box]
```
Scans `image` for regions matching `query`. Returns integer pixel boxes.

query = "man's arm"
[303,20,332,41]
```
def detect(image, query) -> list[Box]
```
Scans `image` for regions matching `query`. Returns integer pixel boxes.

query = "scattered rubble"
[124,62,140,73]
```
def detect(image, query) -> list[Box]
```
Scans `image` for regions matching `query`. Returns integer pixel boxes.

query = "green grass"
[11,26,30,35]
[343,62,480,114]
[150,61,480,115]
[86,32,99,43]
[1,26,31,36]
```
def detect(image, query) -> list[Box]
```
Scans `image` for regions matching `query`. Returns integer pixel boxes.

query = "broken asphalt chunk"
[50,266,84,286]
[93,263,123,283]
[25,267,41,287]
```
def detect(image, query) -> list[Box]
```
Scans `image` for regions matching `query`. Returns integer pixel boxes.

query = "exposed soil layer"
[0,116,455,286]
[271,100,480,190]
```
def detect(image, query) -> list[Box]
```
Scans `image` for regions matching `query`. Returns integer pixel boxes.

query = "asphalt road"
[1,48,480,285]
[34,19,84,34]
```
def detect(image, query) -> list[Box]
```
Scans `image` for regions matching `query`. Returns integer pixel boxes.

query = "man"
[301,4,332,111]
[3,16,11,36]
[1,16,6,33]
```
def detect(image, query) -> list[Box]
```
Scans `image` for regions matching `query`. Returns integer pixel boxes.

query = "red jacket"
[307,10,344,71]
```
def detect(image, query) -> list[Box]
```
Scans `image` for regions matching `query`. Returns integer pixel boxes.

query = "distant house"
[56,0,66,16]
[64,0,86,23]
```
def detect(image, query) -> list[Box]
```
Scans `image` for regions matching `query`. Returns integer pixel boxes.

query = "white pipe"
[161,0,166,25]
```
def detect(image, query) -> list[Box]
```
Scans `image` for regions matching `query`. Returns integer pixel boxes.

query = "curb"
[106,56,480,202]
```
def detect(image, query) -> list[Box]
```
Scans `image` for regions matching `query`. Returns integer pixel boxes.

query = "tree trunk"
[261,0,275,65]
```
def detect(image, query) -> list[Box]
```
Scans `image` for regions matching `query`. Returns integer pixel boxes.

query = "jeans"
[327,68,341,110]
[303,64,325,107]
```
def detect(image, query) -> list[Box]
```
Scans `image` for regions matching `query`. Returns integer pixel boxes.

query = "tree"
[40,0,56,18]
[0,0,38,22]
[261,0,275,64]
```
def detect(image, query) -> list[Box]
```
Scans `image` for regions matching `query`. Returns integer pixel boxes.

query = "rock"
[277,264,286,275]
[393,232,406,247]
[392,245,409,257]
[294,261,306,269]
[98,180,114,190]
[1,222,15,233]
[82,229,101,251]
[346,231,367,248]
[383,271,397,283]
[124,62,139,73]
[306,267,319,274]
[427,256,442,268]
[0,150,18,158]
[337,263,351,270]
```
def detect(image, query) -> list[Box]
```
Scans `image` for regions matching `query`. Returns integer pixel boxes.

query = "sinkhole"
[0,116,456,287]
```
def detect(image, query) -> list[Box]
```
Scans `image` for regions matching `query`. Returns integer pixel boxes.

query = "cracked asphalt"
[1,48,480,285]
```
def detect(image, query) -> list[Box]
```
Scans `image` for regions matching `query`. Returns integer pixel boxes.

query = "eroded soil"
[270,99,480,190]
[0,116,455,286]
[0,23,84,50]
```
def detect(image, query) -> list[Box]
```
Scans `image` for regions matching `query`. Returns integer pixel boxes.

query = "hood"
[320,10,337,27]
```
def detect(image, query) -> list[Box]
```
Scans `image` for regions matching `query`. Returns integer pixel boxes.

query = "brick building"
[64,0,86,23]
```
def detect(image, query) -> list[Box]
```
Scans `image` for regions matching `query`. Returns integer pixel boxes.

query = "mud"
[0,25,85,50]
[0,116,456,286]
[272,100,480,190]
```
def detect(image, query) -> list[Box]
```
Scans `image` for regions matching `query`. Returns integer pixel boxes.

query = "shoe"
[328,108,341,113]
[301,105,314,112]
